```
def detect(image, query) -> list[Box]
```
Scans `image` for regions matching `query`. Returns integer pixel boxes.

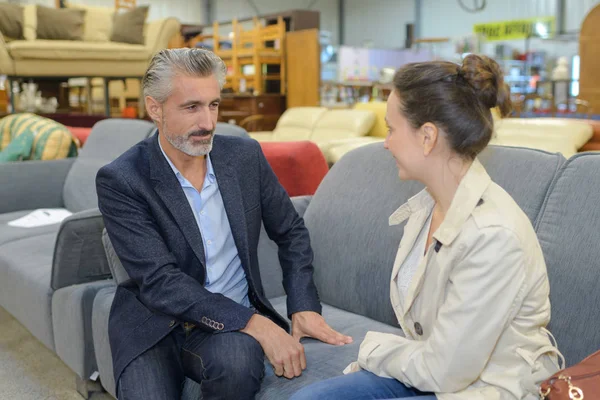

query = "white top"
[396,208,433,301]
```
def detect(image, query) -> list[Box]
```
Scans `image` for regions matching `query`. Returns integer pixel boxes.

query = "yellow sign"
[474,17,556,41]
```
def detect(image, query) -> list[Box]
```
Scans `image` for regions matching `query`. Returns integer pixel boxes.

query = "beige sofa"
[249,107,376,163]
[326,116,594,164]
[490,118,593,158]
[1,4,180,114]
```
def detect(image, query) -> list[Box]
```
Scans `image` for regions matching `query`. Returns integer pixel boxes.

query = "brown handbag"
[539,349,600,399]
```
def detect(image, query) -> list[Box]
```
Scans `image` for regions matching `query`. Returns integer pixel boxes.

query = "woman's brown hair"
[393,54,512,159]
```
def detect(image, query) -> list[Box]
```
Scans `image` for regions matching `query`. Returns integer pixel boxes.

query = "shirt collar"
[389,157,491,246]
[158,136,216,186]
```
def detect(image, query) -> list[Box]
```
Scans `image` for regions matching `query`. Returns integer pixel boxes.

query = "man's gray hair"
[143,48,227,103]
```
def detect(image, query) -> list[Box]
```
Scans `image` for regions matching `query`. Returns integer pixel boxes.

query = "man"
[96,48,352,400]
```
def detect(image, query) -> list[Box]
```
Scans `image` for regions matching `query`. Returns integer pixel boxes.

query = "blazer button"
[169,320,176,328]
[414,322,423,336]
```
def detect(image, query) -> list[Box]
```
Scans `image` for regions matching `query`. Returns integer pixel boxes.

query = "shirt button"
[200,210,205,215]
[414,322,423,336]
[207,240,212,245]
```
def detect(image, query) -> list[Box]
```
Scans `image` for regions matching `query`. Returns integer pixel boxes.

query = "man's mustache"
[186,130,214,138]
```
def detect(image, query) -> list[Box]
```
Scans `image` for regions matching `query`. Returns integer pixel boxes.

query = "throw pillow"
[0,3,24,40]
[0,130,34,162]
[110,6,148,45]
[66,3,115,42]
[36,5,85,41]
[23,4,37,41]
[0,113,78,161]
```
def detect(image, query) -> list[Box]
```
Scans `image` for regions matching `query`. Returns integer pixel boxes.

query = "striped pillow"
[0,113,79,160]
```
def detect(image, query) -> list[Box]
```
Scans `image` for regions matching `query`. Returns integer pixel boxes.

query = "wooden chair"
[212,20,238,91]
[234,17,286,95]
[239,114,266,132]
[256,16,286,95]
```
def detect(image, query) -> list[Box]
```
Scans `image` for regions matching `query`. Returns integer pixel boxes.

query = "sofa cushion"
[311,109,375,147]
[303,143,565,326]
[110,6,149,45]
[353,101,387,138]
[495,118,593,149]
[0,210,62,246]
[66,3,115,42]
[0,3,24,40]
[273,107,328,141]
[0,232,58,351]
[22,4,36,41]
[35,5,85,41]
[479,145,565,225]
[535,153,600,366]
[7,39,150,61]
[62,119,156,212]
[92,287,403,399]
[259,141,329,197]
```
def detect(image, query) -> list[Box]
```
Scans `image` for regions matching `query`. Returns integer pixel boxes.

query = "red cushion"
[260,141,329,197]
[66,126,92,146]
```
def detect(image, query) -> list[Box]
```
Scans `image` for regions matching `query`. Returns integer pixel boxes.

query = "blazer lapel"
[209,139,252,275]
[149,134,206,267]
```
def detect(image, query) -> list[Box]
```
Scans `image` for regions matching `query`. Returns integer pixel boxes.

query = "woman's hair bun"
[459,54,512,117]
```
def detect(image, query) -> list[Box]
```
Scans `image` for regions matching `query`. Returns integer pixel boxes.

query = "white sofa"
[249,107,376,163]
[491,118,593,159]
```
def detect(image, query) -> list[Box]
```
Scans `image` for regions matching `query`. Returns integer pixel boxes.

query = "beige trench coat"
[345,158,563,400]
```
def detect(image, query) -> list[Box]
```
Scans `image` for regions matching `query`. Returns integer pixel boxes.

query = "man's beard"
[164,128,214,156]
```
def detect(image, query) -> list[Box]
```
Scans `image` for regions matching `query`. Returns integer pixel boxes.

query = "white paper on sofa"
[7,209,73,228]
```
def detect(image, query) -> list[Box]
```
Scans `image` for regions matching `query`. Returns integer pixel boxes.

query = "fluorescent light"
[535,22,548,37]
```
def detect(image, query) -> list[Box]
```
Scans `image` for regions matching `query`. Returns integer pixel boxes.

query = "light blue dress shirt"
[159,140,250,307]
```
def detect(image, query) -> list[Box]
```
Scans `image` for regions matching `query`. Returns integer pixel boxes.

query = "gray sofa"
[91,142,600,399]
[0,119,250,398]
[0,118,157,395]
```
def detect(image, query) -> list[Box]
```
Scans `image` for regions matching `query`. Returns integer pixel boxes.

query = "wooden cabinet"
[218,94,285,131]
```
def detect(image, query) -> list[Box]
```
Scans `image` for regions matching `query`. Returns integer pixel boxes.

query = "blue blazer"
[96,133,322,385]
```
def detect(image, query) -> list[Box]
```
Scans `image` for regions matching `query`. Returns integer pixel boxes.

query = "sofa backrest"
[214,121,250,138]
[273,107,327,141]
[310,109,375,146]
[534,153,600,366]
[296,144,565,327]
[479,145,565,225]
[353,101,387,138]
[62,119,156,212]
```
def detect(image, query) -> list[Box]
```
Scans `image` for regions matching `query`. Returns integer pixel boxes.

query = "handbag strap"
[539,374,584,399]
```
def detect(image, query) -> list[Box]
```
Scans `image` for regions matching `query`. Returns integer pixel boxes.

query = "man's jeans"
[117,323,265,400]
[289,370,437,400]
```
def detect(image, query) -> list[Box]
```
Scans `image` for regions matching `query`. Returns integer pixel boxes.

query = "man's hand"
[241,314,305,379]
[291,311,353,346]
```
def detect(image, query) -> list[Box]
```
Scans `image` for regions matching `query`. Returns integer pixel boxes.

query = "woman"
[290,54,563,400]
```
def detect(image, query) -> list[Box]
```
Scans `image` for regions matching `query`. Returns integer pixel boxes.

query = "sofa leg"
[76,376,104,399]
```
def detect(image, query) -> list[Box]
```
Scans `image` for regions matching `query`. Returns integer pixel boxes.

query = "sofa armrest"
[291,195,312,218]
[0,158,75,214]
[146,17,181,55]
[0,32,15,75]
[51,208,111,291]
